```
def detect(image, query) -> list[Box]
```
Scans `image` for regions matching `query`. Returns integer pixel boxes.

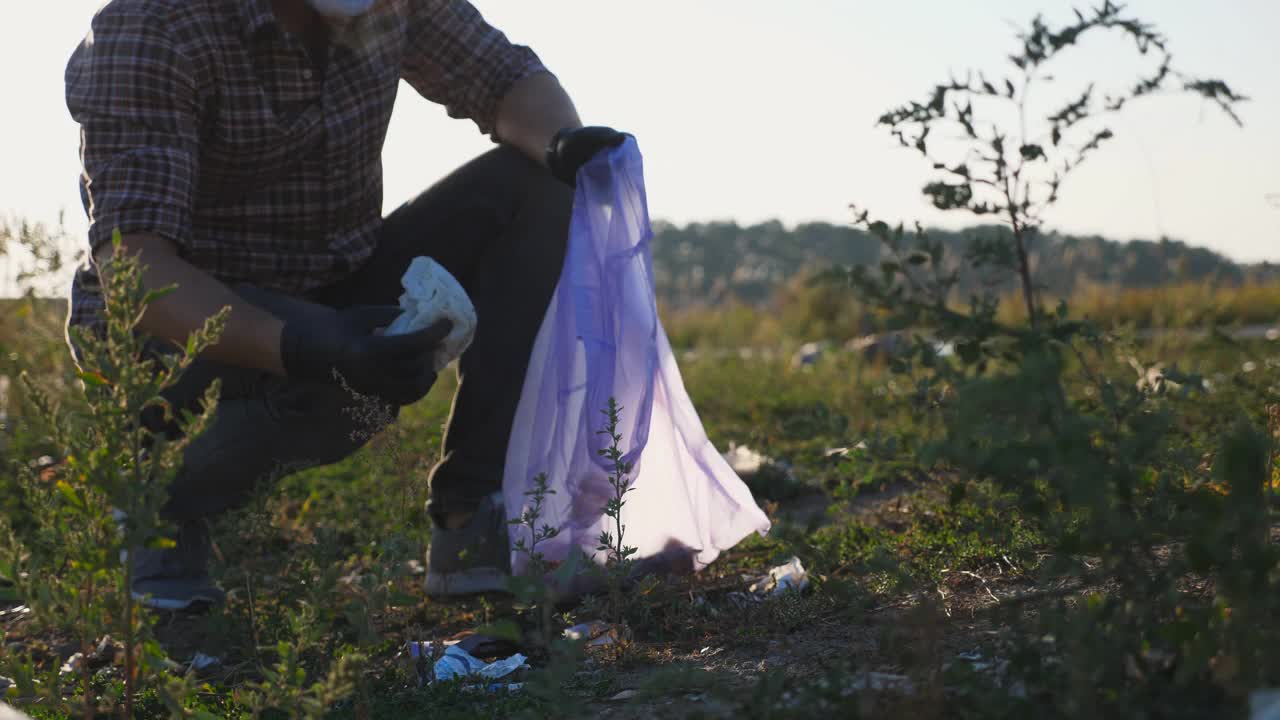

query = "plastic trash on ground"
[385,256,477,372]
[563,621,619,647]
[434,645,527,682]
[790,341,826,369]
[403,642,528,688]
[722,444,770,477]
[0,607,29,621]
[189,653,220,672]
[723,444,797,491]
[59,653,83,677]
[748,556,810,597]
[503,137,771,576]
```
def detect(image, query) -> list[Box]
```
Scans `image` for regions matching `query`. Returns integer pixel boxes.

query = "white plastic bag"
[503,138,770,575]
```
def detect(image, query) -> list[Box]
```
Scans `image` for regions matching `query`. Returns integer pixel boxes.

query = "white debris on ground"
[950,649,1027,698]
[722,443,770,477]
[790,341,827,369]
[433,645,527,683]
[721,443,802,496]
[563,621,619,648]
[0,607,29,621]
[824,440,868,459]
[58,653,83,677]
[189,653,220,672]
[0,703,32,720]
[1253,690,1280,720]
[728,556,812,607]
[403,641,528,691]
[384,256,477,372]
[748,556,810,596]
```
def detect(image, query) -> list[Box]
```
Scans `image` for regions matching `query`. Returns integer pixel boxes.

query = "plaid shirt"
[65,0,545,331]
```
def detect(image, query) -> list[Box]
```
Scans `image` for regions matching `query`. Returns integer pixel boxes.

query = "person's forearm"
[495,71,582,165]
[98,234,285,375]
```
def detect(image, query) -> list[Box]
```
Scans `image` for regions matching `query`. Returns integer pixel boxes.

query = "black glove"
[545,126,628,186]
[280,305,452,406]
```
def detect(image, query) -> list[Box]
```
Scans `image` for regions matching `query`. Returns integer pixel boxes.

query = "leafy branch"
[875,1,1247,326]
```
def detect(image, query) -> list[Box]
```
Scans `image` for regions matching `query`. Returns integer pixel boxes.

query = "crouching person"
[64,0,627,610]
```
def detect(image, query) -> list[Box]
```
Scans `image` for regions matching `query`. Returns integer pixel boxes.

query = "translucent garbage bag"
[503,137,771,575]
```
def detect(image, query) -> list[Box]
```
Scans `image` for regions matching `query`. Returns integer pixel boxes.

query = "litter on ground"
[404,641,528,689]
[722,444,771,477]
[563,621,620,647]
[0,607,29,622]
[189,653,220,672]
[748,556,810,596]
[58,653,83,677]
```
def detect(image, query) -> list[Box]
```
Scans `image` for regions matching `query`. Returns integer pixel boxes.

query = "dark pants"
[157,147,571,532]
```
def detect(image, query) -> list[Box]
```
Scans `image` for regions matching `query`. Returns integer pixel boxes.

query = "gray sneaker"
[128,520,225,612]
[425,492,511,597]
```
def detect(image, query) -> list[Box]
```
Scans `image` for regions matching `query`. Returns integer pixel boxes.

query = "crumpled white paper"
[385,257,477,372]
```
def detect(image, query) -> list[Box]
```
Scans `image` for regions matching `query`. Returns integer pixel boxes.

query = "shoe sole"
[424,568,510,598]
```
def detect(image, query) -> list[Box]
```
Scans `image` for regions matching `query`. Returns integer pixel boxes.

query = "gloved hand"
[545,126,629,186]
[280,305,451,406]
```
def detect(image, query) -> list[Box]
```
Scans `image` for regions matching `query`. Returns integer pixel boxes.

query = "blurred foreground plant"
[0,229,226,717]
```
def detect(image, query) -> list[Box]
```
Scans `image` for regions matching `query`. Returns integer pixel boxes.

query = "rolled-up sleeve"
[402,0,548,137]
[66,3,200,254]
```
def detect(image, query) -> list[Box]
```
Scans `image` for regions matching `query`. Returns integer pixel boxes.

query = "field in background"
[661,280,1280,351]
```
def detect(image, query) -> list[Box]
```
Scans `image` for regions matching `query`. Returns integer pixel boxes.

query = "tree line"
[651,220,1279,310]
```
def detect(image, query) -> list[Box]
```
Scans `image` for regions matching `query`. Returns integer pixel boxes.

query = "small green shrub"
[1,230,226,717]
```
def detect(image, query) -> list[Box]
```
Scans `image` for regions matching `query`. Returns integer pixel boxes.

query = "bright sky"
[1,0,1277,277]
